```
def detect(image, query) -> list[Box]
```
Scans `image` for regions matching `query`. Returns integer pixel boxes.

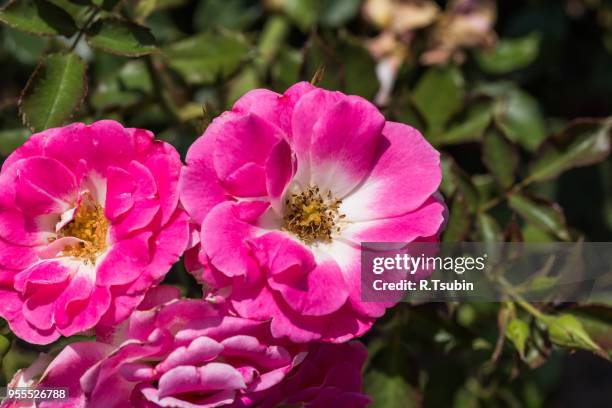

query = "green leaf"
[476,32,541,74]
[257,16,290,70]
[440,154,458,197]
[163,31,249,85]
[90,84,140,111]
[284,0,318,31]
[0,0,78,37]
[527,118,612,183]
[92,0,121,10]
[545,314,608,359]
[365,370,419,408]
[271,46,302,90]
[508,193,570,241]
[2,28,46,65]
[194,0,261,31]
[19,52,87,132]
[0,128,29,156]
[412,66,465,136]
[482,130,519,188]
[435,101,493,146]
[87,18,158,57]
[443,193,472,242]
[568,307,612,353]
[227,67,259,106]
[304,35,378,99]
[493,89,547,152]
[477,213,503,242]
[439,155,479,211]
[506,318,529,358]
[319,0,361,27]
[0,334,9,358]
[118,60,152,92]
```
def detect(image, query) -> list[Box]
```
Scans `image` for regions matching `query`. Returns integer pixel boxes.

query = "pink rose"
[180,82,445,343]
[0,121,189,344]
[2,286,310,408]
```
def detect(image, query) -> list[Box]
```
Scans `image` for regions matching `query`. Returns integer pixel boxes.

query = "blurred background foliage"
[0,0,612,407]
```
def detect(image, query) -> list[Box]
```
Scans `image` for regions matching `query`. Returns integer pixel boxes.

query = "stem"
[145,56,181,122]
[479,178,533,213]
[497,276,547,320]
[70,7,99,52]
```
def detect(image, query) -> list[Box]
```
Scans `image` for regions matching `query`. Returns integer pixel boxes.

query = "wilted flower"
[363,0,440,33]
[180,82,445,343]
[363,0,440,104]
[421,0,497,65]
[363,0,496,103]
[0,121,189,344]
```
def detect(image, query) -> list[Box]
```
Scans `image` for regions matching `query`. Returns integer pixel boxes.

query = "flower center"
[282,186,344,244]
[57,194,109,265]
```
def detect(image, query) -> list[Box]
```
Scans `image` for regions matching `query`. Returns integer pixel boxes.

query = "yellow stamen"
[56,193,108,264]
[282,186,343,244]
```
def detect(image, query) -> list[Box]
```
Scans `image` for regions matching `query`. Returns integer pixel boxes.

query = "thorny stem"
[70,7,100,52]
[145,55,182,123]
[497,275,547,320]
[479,178,532,213]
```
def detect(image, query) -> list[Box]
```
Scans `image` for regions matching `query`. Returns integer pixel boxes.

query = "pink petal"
[22,282,67,331]
[340,121,442,221]
[1,128,49,172]
[223,161,267,197]
[139,385,236,408]
[157,363,246,398]
[200,202,265,278]
[265,139,295,211]
[0,267,17,286]
[55,274,111,336]
[220,335,291,369]
[5,312,60,345]
[13,157,77,215]
[144,208,189,281]
[13,260,72,294]
[43,121,136,176]
[104,166,135,221]
[118,362,156,382]
[142,142,182,225]
[232,82,315,135]
[0,209,51,246]
[231,283,327,343]
[179,133,228,225]
[291,89,344,185]
[322,239,392,319]
[137,285,181,311]
[39,342,113,407]
[110,161,159,238]
[156,336,224,373]
[0,287,22,320]
[0,238,37,270]
[342,197,446,244]
[212,112,286,197]
[269,256,349,317]
[95,232,151,287]
[307,94,385,197]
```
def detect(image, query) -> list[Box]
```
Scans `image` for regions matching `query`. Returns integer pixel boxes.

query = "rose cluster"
[0,83,444,407]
